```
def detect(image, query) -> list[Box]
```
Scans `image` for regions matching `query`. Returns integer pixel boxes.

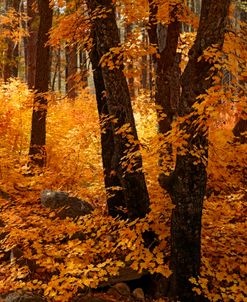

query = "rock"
[132,288,145,301]
[113,282,131,296]
[40,190,94,219]
[107,282,131,299]
[4,291,46,302]
[40,190,69,208]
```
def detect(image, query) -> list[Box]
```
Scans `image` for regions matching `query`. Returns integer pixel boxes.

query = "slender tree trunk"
[86,0,150,219]
[164,1,231,301]
[141,31,148,90]
[26,0,38,89]
[57,47,62,92]
[65,45,77,99]
[195,0,202,15]
[79,49,88,87]
[29,0,53,167]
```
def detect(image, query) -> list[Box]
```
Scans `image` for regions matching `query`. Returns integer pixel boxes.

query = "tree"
[65,45,78,99]
[148,0,181,136]
[160,1,231,301]
[28,0,53,167]
[88,29,119,216]
[25,0,38,89]
[86,0,150,219]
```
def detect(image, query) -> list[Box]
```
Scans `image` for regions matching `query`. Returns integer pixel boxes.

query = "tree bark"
[232,1,247,145]
[233,118,247,144]
[165,1,231,301]
[148,1,181,135]
[125,24,134,97]
[65,45,78,99]
[88,30,123,216]
[29,0,53,167]
[79,49,88,87]
[86,0,150,220]
[26,0,38,89]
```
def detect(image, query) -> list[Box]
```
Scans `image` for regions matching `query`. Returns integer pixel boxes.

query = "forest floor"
[0,187,246,302]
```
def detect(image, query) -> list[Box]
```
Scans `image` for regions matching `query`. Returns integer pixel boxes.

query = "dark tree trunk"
[148,1,181,136]
[29,0,53,167]
[57,47,62,92]
[141,31,148,90]
[79,50,88,87]
[164,1,231,301]
[125,24,134,97]
[65,45,77,99]
[26,0,38,89]
[86,0,150,220]
[89,30,122,213]
[233,118,247,144]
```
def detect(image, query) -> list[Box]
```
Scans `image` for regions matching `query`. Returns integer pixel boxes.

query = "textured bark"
[86,0,150,219]
[26,0,38,89]
[79,50,88,87]
[89,30,123,215]
[125,24,134,97]
[148,1,181,135]
[66,45,78,99]
[29,0,53,167]
[166,1,231,301]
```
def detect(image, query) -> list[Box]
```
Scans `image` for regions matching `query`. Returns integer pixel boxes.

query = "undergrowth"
[0,79,246,301]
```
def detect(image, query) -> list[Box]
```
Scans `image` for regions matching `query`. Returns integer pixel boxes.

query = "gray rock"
[4,291,46,302]
[40,190,94,219]
[40,190,69,209]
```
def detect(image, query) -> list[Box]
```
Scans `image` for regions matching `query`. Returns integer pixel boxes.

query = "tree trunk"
[125,24,134,97]
[79,49,88,87]
[233,118,247,144]
[29,0,53,167]
[89,30,123,214]
[165,1,231,301]
[65,45,77,99]
[141,31,148,90]
[86,0,150,220]
[25,0,38,89]
[232,1,247,145]
[148,1,181,136]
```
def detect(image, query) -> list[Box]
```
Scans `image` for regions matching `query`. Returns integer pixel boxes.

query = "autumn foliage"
[0,0,246,301]
[0,72,246,301]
